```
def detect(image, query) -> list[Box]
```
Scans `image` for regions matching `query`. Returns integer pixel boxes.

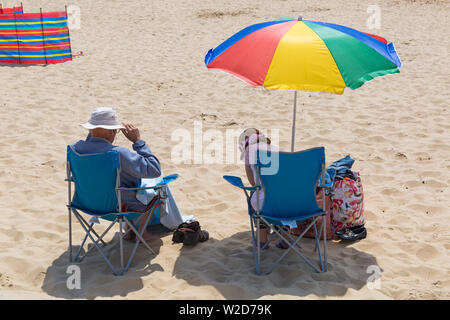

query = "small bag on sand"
[330,172,365,233]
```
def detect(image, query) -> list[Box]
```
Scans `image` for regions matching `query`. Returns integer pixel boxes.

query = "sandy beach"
[0,0,449,299]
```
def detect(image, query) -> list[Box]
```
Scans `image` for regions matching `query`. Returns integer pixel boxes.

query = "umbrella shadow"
[41,230,165,299]
[172,231,379,299]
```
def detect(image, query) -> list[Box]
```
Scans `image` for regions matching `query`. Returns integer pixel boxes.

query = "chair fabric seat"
[260,209,325,226]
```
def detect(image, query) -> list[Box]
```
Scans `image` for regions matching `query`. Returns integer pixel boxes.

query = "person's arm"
[119,122,162,179]
[245,163,255,186]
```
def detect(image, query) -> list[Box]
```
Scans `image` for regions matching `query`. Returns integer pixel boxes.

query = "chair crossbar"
[73,210,118,262]
[74,210,107,246]
[72,210,119,275]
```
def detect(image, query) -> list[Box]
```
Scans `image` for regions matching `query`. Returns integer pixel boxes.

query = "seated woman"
[238,128,282,248]
[239,128,278,211]
[239,128,332,248]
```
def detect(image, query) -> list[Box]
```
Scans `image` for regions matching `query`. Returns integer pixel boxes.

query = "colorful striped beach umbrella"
[205,16,402,151]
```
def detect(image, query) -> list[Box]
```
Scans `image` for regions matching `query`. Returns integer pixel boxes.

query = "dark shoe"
[173,221,208,246]
[199,230,209,243]
[349,225,366,233]
[172,228,185,243]
[335,225,365,236]
[172,221,198,243]
[338,227,367,241]
[275,240,290,249]
[172,222,191,243]
[183,228,200,246]
[181,221,201,246]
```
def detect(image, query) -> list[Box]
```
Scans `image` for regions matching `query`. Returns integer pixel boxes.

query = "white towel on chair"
[137,176,194,230]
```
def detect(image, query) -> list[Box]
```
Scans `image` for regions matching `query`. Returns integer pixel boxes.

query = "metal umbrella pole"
[291,91,298,152]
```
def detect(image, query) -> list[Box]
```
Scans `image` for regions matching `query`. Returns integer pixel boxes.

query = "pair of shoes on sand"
[172,221,209,246]
[336,225,367,241]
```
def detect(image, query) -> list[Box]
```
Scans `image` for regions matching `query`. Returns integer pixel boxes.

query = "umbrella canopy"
[205,16,401,94]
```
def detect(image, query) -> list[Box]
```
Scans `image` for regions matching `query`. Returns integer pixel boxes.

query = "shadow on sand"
[41,225,171,299]
[0,63,46,68]
[172,230,379,299]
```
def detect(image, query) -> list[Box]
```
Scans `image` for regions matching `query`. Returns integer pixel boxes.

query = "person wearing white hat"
[71,107,162,240]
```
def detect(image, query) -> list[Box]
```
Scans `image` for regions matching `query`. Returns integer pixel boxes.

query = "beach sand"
[0,0,448,299]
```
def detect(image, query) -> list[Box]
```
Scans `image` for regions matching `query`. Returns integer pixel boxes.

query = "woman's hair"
[238,128,271,160]
[238,128,271,147]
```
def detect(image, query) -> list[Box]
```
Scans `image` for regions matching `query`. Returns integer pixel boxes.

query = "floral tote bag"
[330,172,365,232]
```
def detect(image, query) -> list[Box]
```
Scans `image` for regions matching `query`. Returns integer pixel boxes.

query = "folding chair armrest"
[65,178,74,182]
[117,186,161,191]
[223,175,261,191]
[159,174,178,185]
[117,174,179,191]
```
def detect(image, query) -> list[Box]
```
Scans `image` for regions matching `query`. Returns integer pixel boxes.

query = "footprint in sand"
[0,273,13,288]
[415,244,440,262]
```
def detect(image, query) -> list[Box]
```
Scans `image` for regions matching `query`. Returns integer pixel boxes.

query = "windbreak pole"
[65,5,73,60]
[13,10,21,64]
[40,8,48,64]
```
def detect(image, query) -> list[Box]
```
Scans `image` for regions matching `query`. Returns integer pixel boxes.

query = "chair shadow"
[172,231,379,299]
[41,228,168,299]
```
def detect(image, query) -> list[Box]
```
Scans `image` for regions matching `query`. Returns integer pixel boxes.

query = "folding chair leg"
[75,213,107,247]
[122,208,157,274]
[256,217,261,275]
[322,214,328,272]
[73,211,119,275]
[119,217,124,275]
[249,216,260,275]
[69,208,73,262]
[74,223,94,262]
[263,216,322,274]
[77,218,119,262]
[315,228,322,252]
[313,221,324,272]
[123,217,155,255]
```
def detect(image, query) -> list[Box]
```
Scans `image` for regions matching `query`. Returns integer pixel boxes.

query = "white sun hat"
[81,107,125,130]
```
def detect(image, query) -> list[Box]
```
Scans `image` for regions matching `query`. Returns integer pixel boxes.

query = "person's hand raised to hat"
[121,122,141,144]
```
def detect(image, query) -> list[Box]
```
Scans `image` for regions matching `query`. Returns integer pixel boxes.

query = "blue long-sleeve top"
[71,134,161,211]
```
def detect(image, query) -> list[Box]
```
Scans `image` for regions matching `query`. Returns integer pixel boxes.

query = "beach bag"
[330,172,365,233]
[291,190,333,240]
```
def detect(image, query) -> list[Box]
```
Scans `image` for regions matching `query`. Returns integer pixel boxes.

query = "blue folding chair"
[66,146,178,275]
[224,147,331,275]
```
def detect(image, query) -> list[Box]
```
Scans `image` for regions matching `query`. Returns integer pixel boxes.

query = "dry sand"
[0,0,449,299]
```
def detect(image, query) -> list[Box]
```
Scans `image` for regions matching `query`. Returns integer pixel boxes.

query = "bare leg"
[136,211,161,241]
[123,222,135,241]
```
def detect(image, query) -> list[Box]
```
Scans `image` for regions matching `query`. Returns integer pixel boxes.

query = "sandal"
[338,227,367,241]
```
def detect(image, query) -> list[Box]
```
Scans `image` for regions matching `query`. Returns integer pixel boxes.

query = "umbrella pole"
[291,91,297,152]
